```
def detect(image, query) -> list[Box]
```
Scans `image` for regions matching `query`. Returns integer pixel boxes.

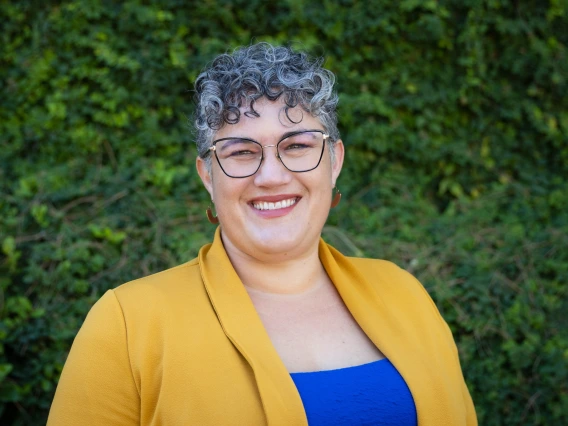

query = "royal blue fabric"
[290,359,417,426]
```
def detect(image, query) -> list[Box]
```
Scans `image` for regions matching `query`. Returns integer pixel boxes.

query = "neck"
[220,231,327,295]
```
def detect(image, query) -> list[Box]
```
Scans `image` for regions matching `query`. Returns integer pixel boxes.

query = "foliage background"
[1,0,567,424]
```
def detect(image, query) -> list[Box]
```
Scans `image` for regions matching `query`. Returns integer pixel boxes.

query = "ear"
[331,139,345,187]
[196,156,214,199]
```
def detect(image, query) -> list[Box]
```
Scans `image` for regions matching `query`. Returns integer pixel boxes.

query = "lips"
[249,195,301,211]
[252,197,298,211]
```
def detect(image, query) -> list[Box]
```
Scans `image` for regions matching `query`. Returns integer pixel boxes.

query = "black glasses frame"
[208,129,329,178]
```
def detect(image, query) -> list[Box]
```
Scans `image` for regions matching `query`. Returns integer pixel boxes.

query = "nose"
[253,145,292,186]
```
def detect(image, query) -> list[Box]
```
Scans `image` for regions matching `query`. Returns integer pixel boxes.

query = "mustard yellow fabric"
[48,228,477,425]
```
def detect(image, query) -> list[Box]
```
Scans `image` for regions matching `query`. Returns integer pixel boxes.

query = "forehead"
[213,98,322,140]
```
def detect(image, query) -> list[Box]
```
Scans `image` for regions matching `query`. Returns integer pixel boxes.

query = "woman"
[48,43,476,425]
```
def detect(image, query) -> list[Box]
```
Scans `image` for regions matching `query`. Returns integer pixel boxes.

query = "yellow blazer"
[48,228,476,425]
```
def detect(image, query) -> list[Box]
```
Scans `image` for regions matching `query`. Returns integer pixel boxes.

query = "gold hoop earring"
[330,188,341,208]
[206,206,219,224]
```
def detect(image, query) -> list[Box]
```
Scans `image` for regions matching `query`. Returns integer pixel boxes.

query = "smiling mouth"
[251,197,299,211]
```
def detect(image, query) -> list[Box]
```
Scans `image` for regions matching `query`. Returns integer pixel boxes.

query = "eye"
[279,132,321,154]
[229,149,256,156]
[284,143,310,150]
[216,139,261,159]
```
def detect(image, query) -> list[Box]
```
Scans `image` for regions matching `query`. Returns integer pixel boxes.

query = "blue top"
[290,358,417,426]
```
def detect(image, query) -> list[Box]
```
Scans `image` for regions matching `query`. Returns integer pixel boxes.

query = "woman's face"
[196,98,344,262]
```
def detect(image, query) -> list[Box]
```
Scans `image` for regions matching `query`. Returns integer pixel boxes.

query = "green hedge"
[1,1,567,424]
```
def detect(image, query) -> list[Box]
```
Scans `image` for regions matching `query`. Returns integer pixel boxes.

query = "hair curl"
[194,42,340,165]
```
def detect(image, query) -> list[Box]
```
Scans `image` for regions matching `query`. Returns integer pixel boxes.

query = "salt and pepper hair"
[194,42,340,167]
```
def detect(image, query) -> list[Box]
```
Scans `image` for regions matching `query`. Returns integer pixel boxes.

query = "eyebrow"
[216,128,323,146]
[216,138,253,152]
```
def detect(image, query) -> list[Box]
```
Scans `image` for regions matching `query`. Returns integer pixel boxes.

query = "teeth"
[253,198,297,211]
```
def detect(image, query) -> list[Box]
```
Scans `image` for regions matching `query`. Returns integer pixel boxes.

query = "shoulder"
[346,255,460,355]
[82,256,218,354]
[322,242,438,313]
[347,256,431,297]
[113,257,201,299]
[344,256,446,324]
[91,257,211,326]
[347,256,407,277]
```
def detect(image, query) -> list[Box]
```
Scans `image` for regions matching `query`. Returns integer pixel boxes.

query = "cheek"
[317,160,335,188]
[211,177,248,210]
[210,168,228,198]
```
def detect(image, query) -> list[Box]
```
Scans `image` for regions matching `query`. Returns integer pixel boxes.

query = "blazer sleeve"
[47,290,140,425]
[413,274,477,425]
[440,308,476,425]
[436,309,477,425]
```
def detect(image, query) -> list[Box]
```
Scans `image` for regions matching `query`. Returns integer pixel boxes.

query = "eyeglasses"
[208,130,329,178]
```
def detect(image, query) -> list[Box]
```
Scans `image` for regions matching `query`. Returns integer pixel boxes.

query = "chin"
[246,228,310,257]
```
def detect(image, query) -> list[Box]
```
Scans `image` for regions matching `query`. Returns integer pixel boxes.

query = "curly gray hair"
[194,42,340,167]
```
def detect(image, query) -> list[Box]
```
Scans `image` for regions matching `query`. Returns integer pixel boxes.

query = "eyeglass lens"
[214,131,325,178]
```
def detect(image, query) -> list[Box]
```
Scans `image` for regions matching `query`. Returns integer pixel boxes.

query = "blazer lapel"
[198,228,308,426]
[319,241,455,426]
